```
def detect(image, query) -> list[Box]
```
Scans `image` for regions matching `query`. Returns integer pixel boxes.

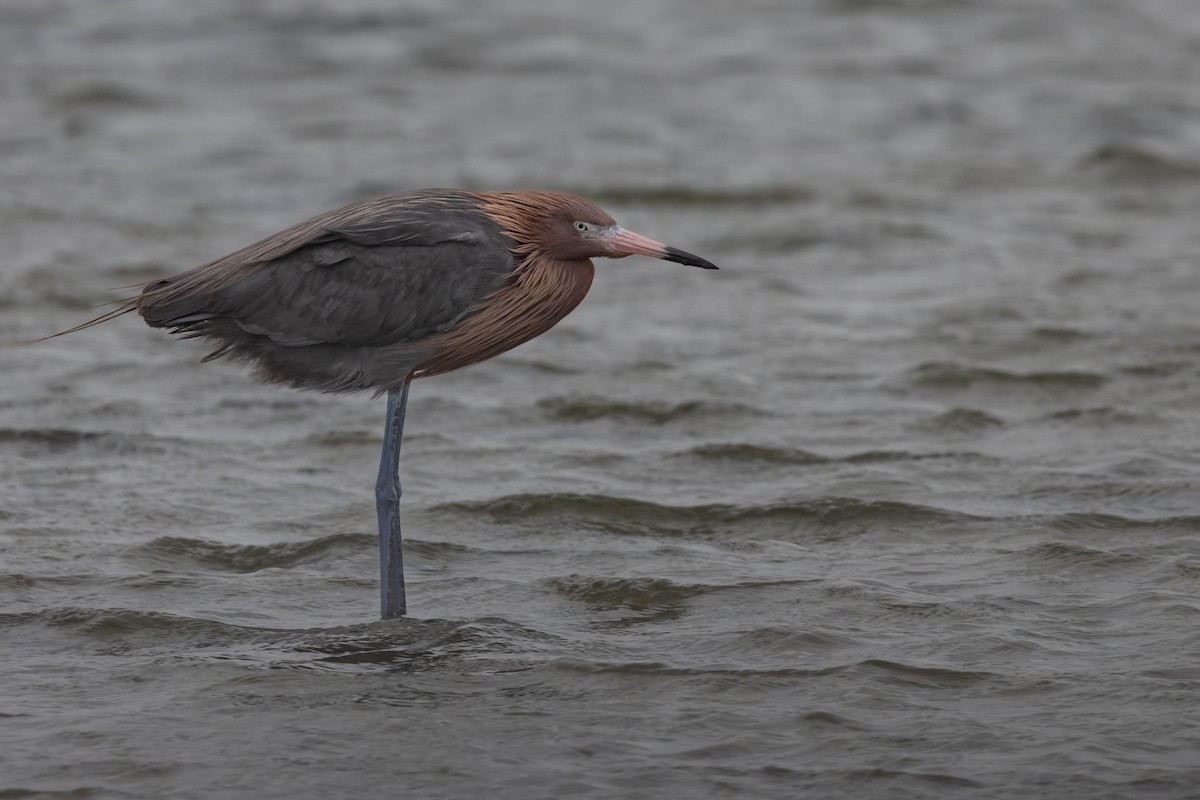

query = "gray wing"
[139,191,516,349]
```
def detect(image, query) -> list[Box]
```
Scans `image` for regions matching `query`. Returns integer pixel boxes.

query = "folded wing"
[140,191,517,351]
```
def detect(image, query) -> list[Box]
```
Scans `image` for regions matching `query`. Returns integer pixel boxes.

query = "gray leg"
[376,383,410,618]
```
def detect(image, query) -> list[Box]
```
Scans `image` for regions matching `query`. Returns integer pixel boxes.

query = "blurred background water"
[3,0,1200,797]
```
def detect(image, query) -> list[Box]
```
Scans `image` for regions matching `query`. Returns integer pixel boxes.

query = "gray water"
[3,0,1200,797]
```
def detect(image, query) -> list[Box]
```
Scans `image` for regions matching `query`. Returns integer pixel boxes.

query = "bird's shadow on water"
[264,615,562,674]
[20,605,559,675]
[215,613,573,676]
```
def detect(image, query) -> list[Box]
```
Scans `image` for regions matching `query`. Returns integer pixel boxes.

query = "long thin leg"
[376,382,410,619]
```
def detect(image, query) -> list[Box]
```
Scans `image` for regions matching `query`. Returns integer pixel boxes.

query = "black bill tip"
[663,246,720,270]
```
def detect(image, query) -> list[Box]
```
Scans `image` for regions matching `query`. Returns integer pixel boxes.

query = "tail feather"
[14,274,219,347]
[11,298,140,345]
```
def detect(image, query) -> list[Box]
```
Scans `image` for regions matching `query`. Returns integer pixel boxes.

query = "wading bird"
[50,189,718,618]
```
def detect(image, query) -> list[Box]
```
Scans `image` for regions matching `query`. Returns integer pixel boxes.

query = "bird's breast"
[412,256,594,378]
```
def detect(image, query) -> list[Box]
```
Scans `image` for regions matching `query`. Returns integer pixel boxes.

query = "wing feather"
[138,191,516,351]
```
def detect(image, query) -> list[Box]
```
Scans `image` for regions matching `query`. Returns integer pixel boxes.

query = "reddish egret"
[50,189,718,618]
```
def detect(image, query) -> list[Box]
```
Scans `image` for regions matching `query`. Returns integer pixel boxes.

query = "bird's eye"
[574,221,589,233]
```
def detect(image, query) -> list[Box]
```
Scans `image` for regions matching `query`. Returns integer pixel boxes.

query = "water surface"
[3,1,1200,797]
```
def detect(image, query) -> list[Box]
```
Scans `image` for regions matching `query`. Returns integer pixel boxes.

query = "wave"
[537,396,765,424]
[1076,142,1200,184]
[433,492,980,538]
[550,655,998,689]
[911,408,1006,433]
[1,607,258,641]
[1017,541,1145,569]
[857,658,998,688]
[1,607,562,672]
[282,617,566,672]
[0,426,177,457]
[692,625,863,656]
[891,361,1107,393]
[1041,407,1148,425]
[680,443,830,465]
[547,575,707,611]
[127,532,369,573]
[1032,511,1200,535]
[676,443,979,465]
[0,427,105,445]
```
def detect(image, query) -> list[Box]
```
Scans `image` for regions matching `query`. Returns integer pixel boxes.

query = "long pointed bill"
[601,227,719,270]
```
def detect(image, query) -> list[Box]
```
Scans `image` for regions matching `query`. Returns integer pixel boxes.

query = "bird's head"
[480,191,719,270]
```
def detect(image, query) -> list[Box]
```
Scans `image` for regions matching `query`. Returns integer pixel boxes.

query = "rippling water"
[4,0,1200,797]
